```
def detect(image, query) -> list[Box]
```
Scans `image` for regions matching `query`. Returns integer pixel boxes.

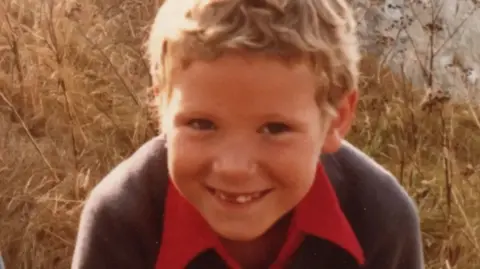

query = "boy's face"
[163,53,356,241]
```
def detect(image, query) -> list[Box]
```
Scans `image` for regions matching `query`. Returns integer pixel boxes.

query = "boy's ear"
[321,90,358,154]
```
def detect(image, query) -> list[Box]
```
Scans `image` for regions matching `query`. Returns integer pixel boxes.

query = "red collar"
[156,164,364,268]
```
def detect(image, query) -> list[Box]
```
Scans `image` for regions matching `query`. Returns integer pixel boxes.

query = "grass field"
[1,0,479,268]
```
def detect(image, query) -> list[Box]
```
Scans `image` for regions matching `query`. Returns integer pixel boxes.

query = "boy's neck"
[219,212,295,269]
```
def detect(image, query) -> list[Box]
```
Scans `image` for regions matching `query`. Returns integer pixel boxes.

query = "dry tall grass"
[0,0,479,269]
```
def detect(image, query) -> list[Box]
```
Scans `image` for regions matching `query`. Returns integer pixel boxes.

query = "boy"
[72,0,424,268]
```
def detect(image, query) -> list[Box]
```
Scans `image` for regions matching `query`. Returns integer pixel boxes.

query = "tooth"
[218,191,227,201]
[236,195,251,203]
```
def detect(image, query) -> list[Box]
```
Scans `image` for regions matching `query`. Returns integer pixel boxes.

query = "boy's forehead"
[168,54,320,117]
[174,53,315,89]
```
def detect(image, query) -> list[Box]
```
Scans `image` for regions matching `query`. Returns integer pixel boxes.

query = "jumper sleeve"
[364,191,424,269]
[71,137,168,269]
[71,181,151,269]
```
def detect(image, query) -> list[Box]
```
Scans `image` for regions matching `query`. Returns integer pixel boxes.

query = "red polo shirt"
[156,164,365,268]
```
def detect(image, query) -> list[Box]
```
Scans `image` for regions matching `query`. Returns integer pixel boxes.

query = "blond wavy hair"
[147,0,360,119]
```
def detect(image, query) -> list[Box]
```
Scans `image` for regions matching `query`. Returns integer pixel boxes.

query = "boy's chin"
[212,222,270,242]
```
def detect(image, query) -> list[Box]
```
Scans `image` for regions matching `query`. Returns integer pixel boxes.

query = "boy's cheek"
[167,136,208,172]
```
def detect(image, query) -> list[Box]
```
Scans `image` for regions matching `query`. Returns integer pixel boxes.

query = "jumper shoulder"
[321,140,425,269]
[71,137,169,269]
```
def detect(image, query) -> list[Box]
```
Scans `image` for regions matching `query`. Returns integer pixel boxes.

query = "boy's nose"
[212,146,257,180]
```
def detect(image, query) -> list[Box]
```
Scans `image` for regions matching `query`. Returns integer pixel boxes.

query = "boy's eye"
[259,122,291,135]
[187,119,216,130]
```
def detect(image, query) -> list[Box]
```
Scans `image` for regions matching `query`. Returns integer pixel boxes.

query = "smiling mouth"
[206,187,272,204]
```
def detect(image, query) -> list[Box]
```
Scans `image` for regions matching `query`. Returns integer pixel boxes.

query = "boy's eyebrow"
[174,110,310,130]
[256,112,306,123]
[172,109,219,119]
